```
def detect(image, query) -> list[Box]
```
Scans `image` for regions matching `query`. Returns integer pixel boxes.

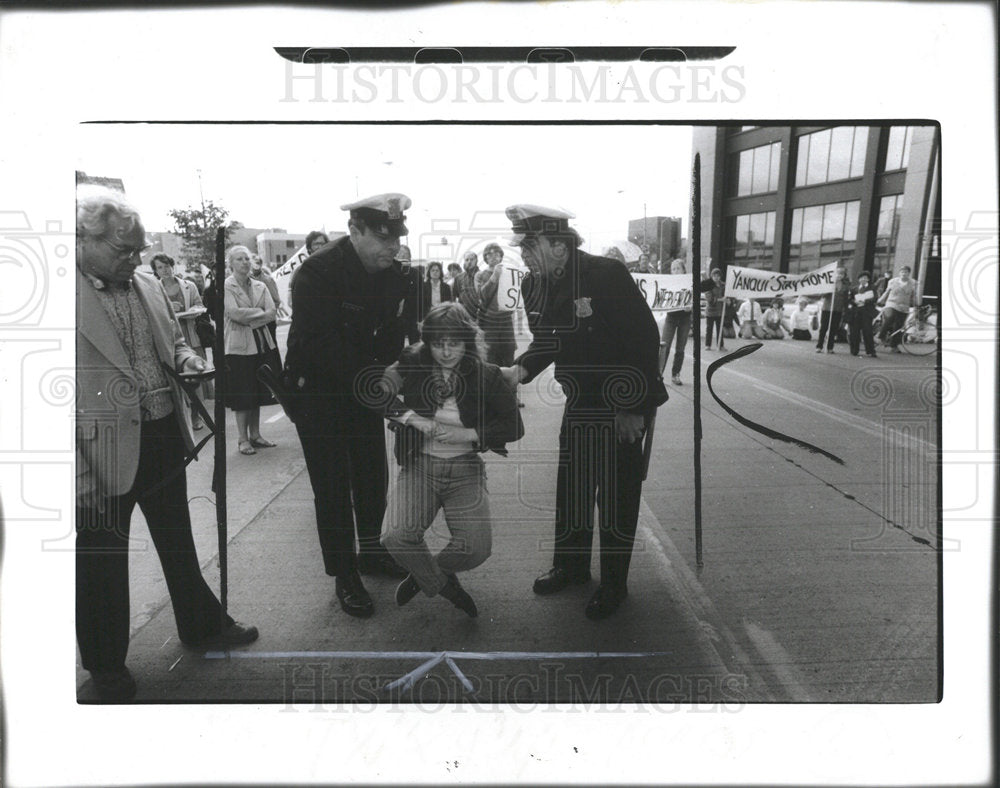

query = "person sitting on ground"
[761,298,786,339]
[736,298,766,339]
[789,297,813,340]
[380,302,523,618]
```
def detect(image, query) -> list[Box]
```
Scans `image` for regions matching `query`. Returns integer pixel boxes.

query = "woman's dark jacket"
[386,343,524,466]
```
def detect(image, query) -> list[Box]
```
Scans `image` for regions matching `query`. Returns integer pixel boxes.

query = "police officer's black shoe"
[438,574,478,618]
[358,553,409,579]
[395,574,421,607]
[532,567,591,595]
[585,584,628,620]
[335,572,374,618]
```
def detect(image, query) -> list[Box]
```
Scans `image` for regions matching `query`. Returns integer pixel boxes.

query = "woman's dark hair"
[419,302,485,363]
[425,261,443,280]
[149,253,175,277]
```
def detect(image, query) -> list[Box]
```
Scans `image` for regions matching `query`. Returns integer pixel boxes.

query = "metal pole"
[915,138,940,305]
[213,227,228,624]
[691,155,704,568]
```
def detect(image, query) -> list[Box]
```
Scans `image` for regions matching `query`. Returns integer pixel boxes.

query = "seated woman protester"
[761,298,786,339]
[379,302,523,618]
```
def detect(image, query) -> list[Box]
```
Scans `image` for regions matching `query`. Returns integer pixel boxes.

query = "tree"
[168,201,242,270]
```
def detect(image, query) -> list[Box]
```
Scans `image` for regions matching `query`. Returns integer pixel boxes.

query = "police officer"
[501,205,668,620]
[285,193,412,618]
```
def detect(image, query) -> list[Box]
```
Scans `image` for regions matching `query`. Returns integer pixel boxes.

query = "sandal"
[238,440,257,455]
[249,436,276,448]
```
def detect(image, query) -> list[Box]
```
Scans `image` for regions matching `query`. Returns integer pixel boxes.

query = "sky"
[77,123,693,259]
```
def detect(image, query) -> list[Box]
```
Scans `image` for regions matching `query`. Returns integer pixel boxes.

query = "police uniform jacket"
[516,250,667,417]
[386,343,524,465]
[285,235,410,408]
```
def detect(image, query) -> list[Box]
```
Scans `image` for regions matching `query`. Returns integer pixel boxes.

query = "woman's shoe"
[238,440,256,455]
[439,574,477,618]
[249,436,276,448]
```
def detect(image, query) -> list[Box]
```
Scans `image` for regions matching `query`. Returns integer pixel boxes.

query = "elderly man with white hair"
[75,185,258,701]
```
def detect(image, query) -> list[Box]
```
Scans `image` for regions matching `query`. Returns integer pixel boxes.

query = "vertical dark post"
[691,155,704,568]
[213,227,228,621]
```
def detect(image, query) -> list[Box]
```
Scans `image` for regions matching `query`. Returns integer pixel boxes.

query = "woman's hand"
[407,415,436,436]
[432,424,478,444]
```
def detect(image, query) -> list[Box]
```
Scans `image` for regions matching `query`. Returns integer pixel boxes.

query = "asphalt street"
[77,320,939,704]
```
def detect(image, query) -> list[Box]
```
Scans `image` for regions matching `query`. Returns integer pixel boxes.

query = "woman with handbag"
[379,302,523,617]
[151,253,212,428]
[223,245,280,455]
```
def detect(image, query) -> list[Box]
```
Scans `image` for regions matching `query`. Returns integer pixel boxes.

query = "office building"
[689,125,941,297]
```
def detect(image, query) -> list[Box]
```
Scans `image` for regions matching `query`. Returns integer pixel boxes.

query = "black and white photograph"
[69,120,941,706]
[0,2,995,786]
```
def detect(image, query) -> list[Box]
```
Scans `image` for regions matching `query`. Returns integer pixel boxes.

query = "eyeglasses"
[98,237,152,261]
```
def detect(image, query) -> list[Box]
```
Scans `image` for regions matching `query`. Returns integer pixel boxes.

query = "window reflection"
[874,194,904,271]
[787,200,861,273]
[734,142,781,196]
[885,126,912,171]
[728,210,776,269]
[795,126,869,186]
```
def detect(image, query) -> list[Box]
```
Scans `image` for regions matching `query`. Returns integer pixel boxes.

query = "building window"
[794,126,869,187]
[884,126,912,171]
[286,240,296,249]
[787,200,860,273]
[726,210,776,269]
[873,194,904,273]
[734,141,781,196]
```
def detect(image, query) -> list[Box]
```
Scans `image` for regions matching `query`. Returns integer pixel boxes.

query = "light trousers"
[381,451,492,596]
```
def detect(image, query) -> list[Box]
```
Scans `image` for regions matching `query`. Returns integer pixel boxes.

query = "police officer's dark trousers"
[551,409,644,591]
[296,398,390,577]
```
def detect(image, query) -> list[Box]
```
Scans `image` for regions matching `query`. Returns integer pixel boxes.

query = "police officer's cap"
[340,192,411,237]
[505,204,576,246]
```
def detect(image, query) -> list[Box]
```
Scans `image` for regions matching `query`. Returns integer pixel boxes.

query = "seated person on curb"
[76,185,257,702]
[736,298,767,339]
[761,298,786,339]
[789,297,813,340]
[380,303,524,618]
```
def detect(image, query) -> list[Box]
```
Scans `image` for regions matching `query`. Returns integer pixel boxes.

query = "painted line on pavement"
[265,411,286,424]
[715,366,936,454]
[639,498,810,703]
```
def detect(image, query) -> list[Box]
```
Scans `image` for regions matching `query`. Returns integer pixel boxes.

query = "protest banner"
[497,268,693,314]
[631,272,694,312]
[724,261,839,300]
[271,243,309,314]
